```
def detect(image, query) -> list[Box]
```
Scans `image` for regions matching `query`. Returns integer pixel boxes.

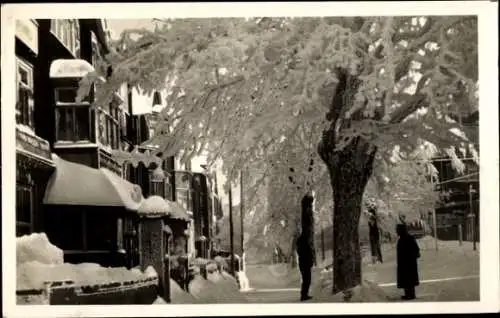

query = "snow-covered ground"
[17,233,253,304]
[17,233,157,291]
[17,233,64,266]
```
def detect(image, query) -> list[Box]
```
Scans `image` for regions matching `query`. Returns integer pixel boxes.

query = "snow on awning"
[168,201,191,221]
[43,154,144,210]
[137,195,191,221]
[49,59,95,79]
[138,195,170,217]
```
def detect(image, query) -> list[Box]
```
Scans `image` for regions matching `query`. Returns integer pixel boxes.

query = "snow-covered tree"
[78,16,478,295]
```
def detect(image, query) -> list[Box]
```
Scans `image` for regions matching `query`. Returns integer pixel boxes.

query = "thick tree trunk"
[317,66,377,295]
[331,175,364,294]
[327,138,376,295]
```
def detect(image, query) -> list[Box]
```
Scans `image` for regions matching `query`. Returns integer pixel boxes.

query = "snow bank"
[188,275,219,302]
[207,271,224,284]
[312,274,391,302]
[144,265,158,278]
[153,296,168,304]
[189,272,247,303]
[170,278,198,304]
[17,233,63,266]
[17,262,158,291]
[214,256,228,271]
[236,271,251,291]
[206,262,218,273]
[221,270,240,287]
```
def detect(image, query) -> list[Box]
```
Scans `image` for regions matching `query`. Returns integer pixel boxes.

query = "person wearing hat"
[367,201,383,264]
[396,222,421,300]
[296,192,315,301]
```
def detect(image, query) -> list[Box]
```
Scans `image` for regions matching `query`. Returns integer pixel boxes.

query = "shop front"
[43,154,144,267]
[16,126,55,236]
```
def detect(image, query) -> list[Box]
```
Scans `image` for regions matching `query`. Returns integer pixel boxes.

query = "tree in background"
[79,16,478,296]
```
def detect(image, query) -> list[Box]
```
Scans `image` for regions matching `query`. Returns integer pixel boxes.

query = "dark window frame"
[16,57,34,129]
[16,166,34,236]
[54,86,92,143]
[50,19,80,57]
[97,103,121,150]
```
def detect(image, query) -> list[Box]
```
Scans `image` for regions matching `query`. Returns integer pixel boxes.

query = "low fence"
[17,277,158,305]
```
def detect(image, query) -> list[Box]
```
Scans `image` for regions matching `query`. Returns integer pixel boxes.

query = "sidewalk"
[246,236,479,302]
[312,237,479,302]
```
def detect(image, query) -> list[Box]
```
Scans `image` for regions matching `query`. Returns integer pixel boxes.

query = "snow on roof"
[138,195,170,216]
[49,59,95,79]
[137,195,191,221]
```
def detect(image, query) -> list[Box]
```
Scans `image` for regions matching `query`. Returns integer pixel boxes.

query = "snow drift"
[16,233,158,291]
[17,262,158,290]
[189,270,247,303]
[17,233,64,266]
[170,278,198,304]
[312,273,391,302]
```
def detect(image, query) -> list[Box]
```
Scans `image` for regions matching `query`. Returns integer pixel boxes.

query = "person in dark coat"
[368,206,383,264]
[297,232,315,301]
[297,193,316,301]
[396,223,421,300]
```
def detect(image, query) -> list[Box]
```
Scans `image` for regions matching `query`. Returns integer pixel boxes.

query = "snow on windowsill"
[54,141,98,149]
[16,124,37,137]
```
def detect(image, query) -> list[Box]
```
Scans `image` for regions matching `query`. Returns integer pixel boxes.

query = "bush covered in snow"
[17,233,64,266]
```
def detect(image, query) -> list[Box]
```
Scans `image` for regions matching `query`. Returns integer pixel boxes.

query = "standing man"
[367,202,383,264]
[297,193,315,301]
[396,223,421,300]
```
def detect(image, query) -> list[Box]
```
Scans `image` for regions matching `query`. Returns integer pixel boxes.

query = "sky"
[107,19,158,40]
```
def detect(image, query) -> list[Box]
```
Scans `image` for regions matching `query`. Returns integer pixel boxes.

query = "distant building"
[431,110,479,241]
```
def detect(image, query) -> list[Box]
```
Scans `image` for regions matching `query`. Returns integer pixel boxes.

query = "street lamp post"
[321,226,325,261]
[432,208,438,251]
[228,183,235,275]
[240,170,244,258]
[468,184,477,251]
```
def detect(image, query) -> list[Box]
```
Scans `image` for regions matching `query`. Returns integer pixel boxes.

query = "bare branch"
[389,93,428,124]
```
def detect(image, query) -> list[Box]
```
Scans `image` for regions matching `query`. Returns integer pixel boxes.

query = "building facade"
[431,111,479,241]
[14,18,216,268]
[14,19,154,268]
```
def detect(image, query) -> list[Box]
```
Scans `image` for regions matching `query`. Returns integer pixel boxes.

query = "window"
[176,171,193,212]
[55,87,91,142]
[16,184,33,237]
[86,212,116,250]
[50,19,80,57]
[56,211,84,250]
[16,58,34,128]
[91,32,100,68]
[97,104,121,150]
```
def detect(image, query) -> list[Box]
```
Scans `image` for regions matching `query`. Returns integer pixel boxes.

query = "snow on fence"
[17,277,159,305]
[16,233,160,305]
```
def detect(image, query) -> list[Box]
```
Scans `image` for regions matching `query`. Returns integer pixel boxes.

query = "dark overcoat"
[396,232,421,288]
[297,235,314,268]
